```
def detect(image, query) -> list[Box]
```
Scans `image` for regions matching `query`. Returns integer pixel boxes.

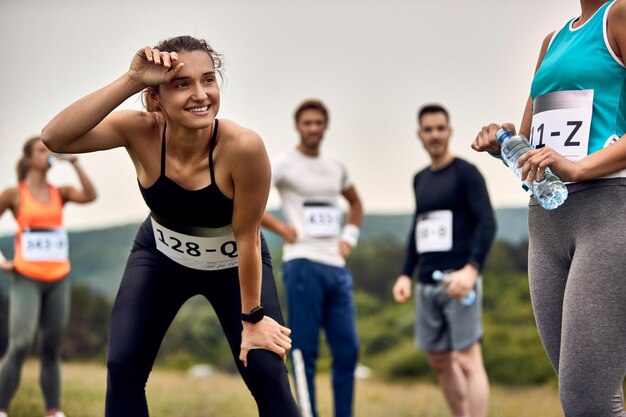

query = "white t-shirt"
[271,148,352,267]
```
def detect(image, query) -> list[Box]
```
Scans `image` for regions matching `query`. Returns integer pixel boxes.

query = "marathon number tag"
[22,228,69,262]
[416,210,453,254]
[150,217,238,271]
[303,201,342,238]
[531,90,593,161]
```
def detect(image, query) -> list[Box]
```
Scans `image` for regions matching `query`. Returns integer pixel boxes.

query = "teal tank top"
[530,0,626,155]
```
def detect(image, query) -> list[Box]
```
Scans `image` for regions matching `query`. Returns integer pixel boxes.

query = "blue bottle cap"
[496,128,511,143]
[462,291,476,306]
[432,270,444,282]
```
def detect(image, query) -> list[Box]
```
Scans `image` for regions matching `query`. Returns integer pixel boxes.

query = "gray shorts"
[414,279,483,352]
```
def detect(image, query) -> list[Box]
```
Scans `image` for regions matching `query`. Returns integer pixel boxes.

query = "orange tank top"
[13,182,70,281]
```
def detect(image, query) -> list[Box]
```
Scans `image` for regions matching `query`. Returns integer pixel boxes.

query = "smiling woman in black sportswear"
[41,35,301,417]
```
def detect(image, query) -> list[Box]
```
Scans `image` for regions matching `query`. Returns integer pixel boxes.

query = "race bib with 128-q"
[151,218,239,271]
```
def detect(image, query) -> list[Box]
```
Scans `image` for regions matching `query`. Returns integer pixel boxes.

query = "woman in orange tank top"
[0,137,96,417]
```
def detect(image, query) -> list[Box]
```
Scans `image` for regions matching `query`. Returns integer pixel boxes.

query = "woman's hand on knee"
[239,317,292,367]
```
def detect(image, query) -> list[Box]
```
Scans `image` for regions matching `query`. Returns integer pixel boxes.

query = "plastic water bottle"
[496,129,568,210]
[432,270,476,306]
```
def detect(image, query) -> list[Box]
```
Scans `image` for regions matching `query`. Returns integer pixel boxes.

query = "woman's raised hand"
[128,47,185,87]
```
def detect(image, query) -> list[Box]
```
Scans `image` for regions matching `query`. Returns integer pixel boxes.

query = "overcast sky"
[0,0,580,234]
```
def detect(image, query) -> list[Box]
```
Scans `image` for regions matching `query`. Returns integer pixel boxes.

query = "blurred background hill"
[0,208,529,299]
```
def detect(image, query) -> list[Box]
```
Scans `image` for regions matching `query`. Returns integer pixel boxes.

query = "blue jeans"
[283,258,359,417]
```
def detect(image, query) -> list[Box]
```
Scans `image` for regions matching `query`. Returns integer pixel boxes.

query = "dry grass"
[7,360,563,417]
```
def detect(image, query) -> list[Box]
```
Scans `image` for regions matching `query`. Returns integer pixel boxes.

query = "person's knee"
[40,343,61,363]
[245,350,288,388]
[332,340,359,370]
[246,350,286,377]
[560,382,614,417]
[427,351,453,374]
[454,344,484,374]
[7,338,34,363]
[106,353,125,382]
[561,397,611,417]
[40,332,63,359]
[106,349,147,387]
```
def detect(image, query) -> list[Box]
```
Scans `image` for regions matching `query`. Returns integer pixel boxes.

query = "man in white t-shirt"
[262,99,363,417]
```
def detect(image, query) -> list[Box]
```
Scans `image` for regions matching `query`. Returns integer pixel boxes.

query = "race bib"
[531,90,593,161]
[22,228,69,262]
[150,217,239,271]
[302,202,342,238]
[415,210,452,254]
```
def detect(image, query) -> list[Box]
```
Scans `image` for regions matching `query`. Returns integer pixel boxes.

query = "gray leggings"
[528,179,626,417]
[0,273,70,409]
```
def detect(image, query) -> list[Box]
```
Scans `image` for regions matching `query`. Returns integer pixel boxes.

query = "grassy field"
[8,360,563,417]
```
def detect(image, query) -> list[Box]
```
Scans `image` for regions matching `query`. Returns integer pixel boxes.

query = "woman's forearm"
[41,74,144,152]
[236,231,263,313]
[576,134,626,181]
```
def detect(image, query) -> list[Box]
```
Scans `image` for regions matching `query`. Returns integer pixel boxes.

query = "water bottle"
[48,155,57,166]
[431,270,476,306]
[496,129,568,210]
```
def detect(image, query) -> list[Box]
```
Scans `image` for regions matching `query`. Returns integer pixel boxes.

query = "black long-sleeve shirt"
[402,158,496,284]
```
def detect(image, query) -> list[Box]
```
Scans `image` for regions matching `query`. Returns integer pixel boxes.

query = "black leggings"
[105,219,301,417]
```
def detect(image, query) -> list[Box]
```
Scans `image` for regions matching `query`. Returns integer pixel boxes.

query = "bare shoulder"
[540,30,556,52]
[610,0,626,16]
[0,187,18,198]
[534,30,556,71]
[607,0,626,61]
[0,187,19,210]
[608,0,626,32]
[218,119,266,155]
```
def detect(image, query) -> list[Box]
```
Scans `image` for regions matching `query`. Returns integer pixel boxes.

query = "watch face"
[250,307,264,323]
[243,305,264,323]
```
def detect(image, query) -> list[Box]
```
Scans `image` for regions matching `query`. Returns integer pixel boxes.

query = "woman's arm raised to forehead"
[41,47,184,155]
[41,74,145,154]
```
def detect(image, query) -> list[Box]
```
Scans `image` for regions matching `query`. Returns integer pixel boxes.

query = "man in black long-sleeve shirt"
[393,104,496,417]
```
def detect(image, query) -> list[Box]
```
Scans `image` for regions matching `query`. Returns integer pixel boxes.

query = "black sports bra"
[138,119,233,228]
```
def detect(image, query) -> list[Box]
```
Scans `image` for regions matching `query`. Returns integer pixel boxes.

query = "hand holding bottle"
[432,269,476,306]
[496,129,568,210]
[472,122,518,155]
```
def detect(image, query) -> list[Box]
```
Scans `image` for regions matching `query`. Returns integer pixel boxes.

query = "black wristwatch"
[241,305,264,324]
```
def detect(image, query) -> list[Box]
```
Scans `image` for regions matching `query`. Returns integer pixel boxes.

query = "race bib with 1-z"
[302,201,342,238]
[21,228,69,262]
[415,210,453,254]
[530,89,593,161]
[151,217,239,271]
